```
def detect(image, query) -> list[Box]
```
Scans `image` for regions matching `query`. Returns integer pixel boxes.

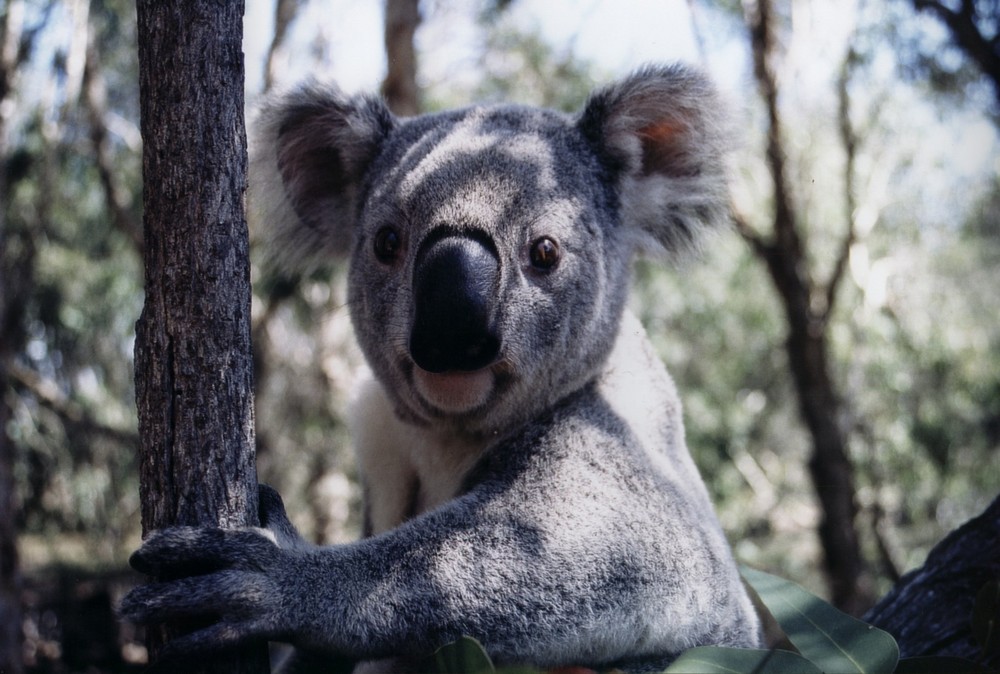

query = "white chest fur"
[347,377,489,535]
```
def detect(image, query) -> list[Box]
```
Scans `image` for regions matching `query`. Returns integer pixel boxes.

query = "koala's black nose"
[410,234,501,373]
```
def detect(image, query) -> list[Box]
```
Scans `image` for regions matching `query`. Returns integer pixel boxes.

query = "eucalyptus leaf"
[664,646,822,673]
[742,567,899,674]
[425,636,496,674]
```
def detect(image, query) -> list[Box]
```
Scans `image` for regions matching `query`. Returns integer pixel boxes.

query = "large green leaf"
[665,646,822,673]
[742,567,899,674]
[424,636,496,674]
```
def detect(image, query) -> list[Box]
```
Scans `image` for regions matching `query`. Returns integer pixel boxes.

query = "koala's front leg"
[121,488,533,664]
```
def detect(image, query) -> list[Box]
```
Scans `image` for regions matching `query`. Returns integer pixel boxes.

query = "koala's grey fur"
[121,64,762,673]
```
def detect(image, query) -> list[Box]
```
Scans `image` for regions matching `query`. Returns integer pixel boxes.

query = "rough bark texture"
[381,0,421,116]
[134,1,265,670]
[866,494,1000,668]
[739,0,871,615]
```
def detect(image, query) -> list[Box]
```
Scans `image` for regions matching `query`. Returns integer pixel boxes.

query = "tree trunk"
[0,323,24,674]
[0,1,25,669]
[0,445,21,674]
[134,2,266,671]
[740,0,871,615]
[0,217,29,674]
[759,242,870,615]
[381,0,421,116]
[866,494,1000,668]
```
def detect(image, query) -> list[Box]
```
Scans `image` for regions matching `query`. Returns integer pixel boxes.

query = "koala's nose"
[410,234,501,373]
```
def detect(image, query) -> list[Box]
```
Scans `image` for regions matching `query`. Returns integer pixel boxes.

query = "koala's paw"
[120,526,295,657]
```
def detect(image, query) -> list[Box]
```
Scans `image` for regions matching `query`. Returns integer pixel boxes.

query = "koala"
[121,64,762,672]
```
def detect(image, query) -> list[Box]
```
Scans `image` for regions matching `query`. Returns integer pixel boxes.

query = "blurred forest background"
[0,0,998,671]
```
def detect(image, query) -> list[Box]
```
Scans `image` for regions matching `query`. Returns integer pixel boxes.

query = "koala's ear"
[577,64,731,254]
[249,83,396,270]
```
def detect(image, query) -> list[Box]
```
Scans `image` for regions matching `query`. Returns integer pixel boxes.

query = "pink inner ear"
[637,118,697,178]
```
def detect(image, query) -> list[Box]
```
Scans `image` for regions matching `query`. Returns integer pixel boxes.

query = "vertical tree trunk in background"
[0,194,29,674]
[0,2,25,670]
[0,403,21,674]
[134,2,266,671]
[263,0,302,92]
[382,0,421,116]
[739,0,872,615]
[0,256,25,674]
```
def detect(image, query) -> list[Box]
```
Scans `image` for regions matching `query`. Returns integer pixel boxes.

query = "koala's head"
[251,65,729,436]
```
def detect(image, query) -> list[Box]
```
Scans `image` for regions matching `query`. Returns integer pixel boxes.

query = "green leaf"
[665,646,822,673]
[894,656,993,673]
[741,567,899,674]
[424,636,496,674]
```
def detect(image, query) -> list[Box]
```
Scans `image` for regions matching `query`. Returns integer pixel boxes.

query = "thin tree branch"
[911,0,1000,105]
[57,0,90,125]
[870,500,902,584]
[820,44,860,324]
[82,31,143,256]
[731,207,771,260]
[0,0,25,98]
[264,0,301,93]
[742,0,802,261]
[4,361,139,448]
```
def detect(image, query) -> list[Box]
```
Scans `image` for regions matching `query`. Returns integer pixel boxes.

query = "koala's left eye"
[529,237,560,271]
[373,226,402,264]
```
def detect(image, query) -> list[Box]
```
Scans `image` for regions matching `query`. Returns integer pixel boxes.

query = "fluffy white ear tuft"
[249,83,396,272]
[577,64,732,254]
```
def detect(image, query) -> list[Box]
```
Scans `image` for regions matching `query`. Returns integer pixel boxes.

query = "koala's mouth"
[412,367,495,414]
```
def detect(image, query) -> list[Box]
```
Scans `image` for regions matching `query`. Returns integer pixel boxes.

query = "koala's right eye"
[373,226,402,264]
[529,236,560,271]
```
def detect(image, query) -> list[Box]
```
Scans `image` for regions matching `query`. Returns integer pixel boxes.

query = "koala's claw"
[258,483,310,550]
[128,527,281,578]
[120,570,264,624]
[155,620,272,658]
[120,565,290,664]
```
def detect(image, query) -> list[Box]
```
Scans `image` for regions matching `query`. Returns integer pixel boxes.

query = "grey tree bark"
[134,1,266,671]
[866,494,1000,668]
